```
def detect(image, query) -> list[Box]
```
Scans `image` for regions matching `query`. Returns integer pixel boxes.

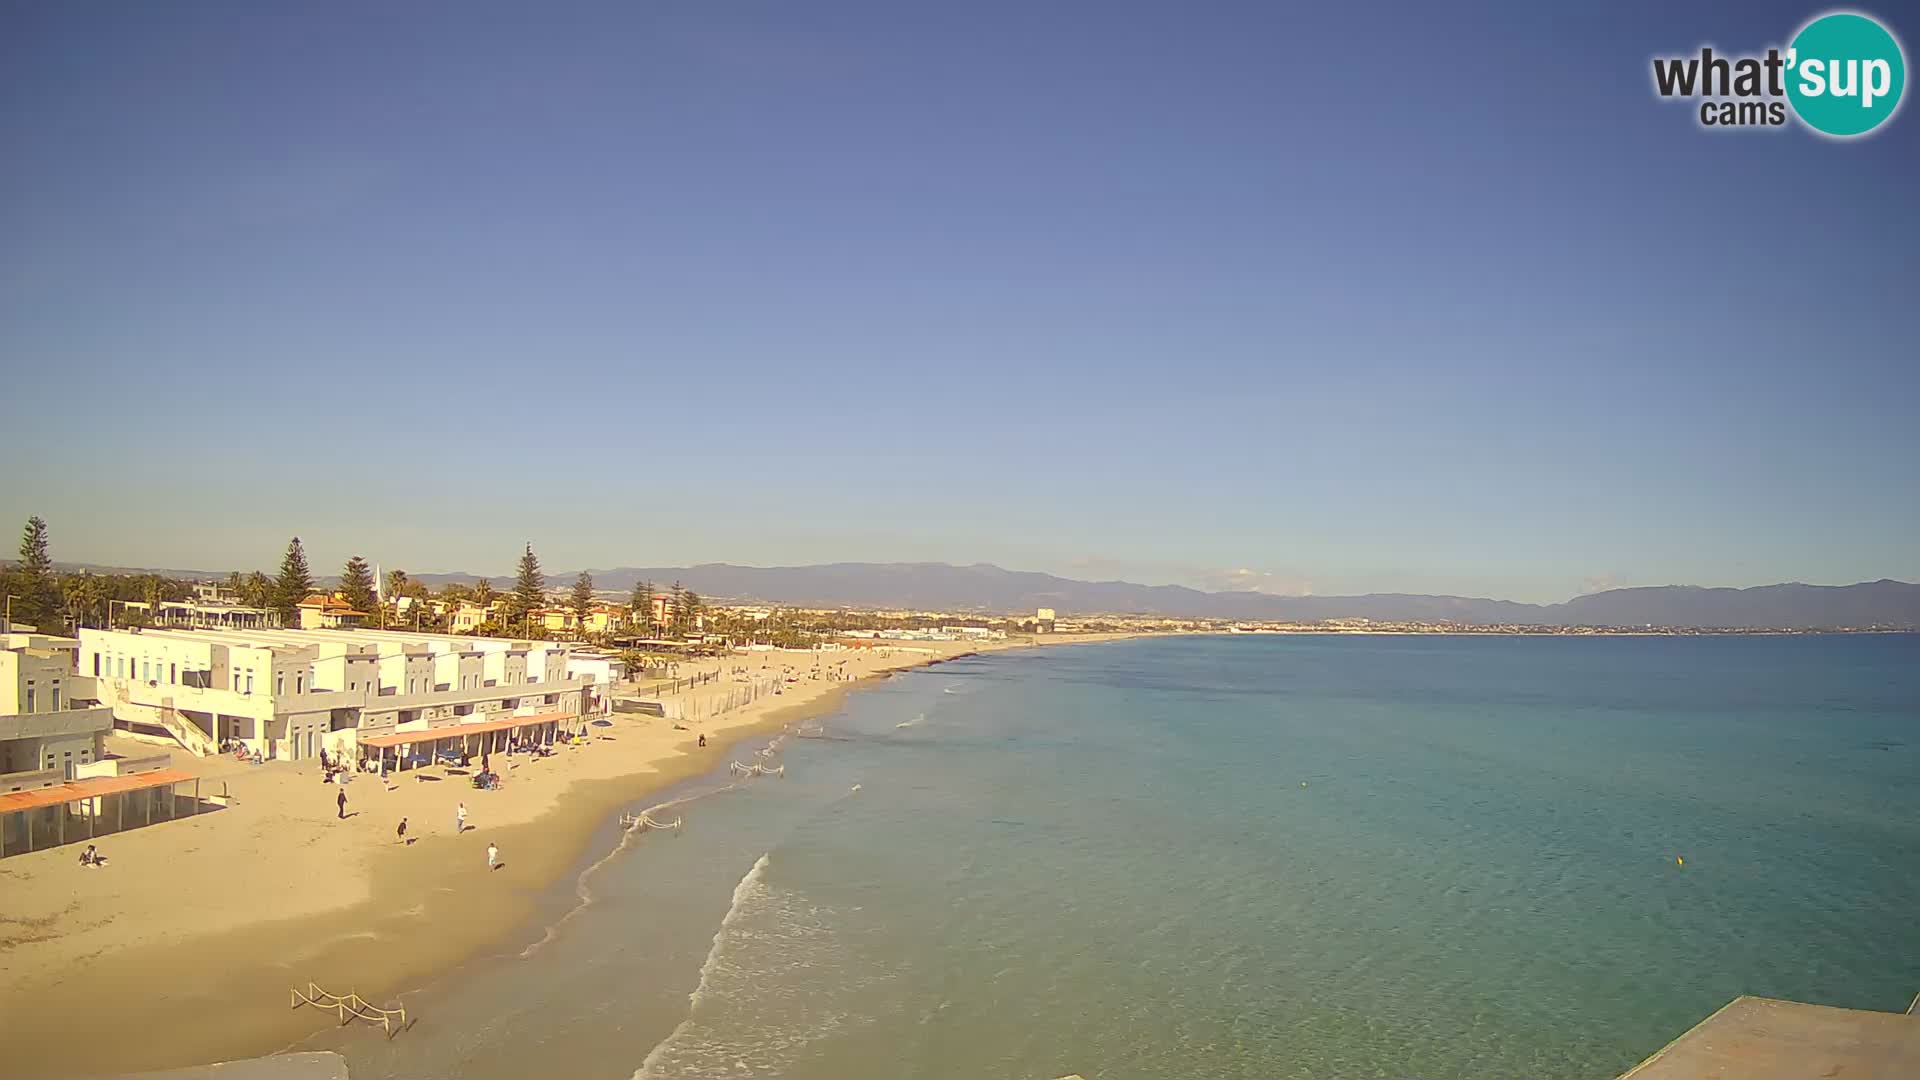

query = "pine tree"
[570,570,595,625]
[669,581,687,633]
[631,580,655,629]
[682,589,702,633]
[341,555,377,616]
[13,516,59,629]
[510,543,545,629]
[274,537,315,625]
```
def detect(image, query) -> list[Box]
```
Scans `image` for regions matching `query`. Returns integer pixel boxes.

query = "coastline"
[0,633,1143,1079]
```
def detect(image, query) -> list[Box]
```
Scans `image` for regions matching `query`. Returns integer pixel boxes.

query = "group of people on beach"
[223,738,265,764]
[318,747,355,785]
[390,802,499,870]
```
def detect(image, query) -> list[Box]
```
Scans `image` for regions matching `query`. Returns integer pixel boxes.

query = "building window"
[170,663,177,683]
[51,687,61,710]
[297,672,304,693]
[25,688,35,712]
[93,654,101,676]
[277,674,285,696]
[246,674,254,694]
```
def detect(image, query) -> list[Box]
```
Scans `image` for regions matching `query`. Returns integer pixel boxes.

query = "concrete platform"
[1621,995,1920,1079]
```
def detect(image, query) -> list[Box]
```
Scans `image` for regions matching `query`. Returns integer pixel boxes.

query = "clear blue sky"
[2,1,1914,604]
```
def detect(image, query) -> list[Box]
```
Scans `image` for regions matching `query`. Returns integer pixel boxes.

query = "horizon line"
[14,557,1915,609]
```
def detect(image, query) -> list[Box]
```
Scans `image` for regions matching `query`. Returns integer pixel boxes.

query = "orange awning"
[0,768,198,815]
[358,710,574,750]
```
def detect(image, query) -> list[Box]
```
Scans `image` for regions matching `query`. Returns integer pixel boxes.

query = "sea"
[309,633,1920,1080]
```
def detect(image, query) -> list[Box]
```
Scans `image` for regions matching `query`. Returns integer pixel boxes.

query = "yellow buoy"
[1675,856,1684,867]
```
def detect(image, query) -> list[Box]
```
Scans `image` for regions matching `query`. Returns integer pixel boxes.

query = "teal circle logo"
[1786,12,1906,137]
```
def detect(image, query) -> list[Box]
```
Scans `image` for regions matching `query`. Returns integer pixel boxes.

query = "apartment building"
[1,633,113,790]
[534,606,630,636]
[77,626,590,762]
[450,601,504,633]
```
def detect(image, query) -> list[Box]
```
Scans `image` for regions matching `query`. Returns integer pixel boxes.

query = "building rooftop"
[297,595,369,616]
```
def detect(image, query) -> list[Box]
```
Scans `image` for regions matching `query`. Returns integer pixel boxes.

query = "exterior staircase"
[102,683,218,757]
[158,699,218,757]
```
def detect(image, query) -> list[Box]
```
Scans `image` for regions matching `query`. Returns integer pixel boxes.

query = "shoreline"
[0,633,1145,1079]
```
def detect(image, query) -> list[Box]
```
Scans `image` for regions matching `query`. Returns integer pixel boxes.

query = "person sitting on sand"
[79,844,104,868]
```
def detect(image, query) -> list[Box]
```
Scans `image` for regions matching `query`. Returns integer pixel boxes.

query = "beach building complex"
[77,626,595,763]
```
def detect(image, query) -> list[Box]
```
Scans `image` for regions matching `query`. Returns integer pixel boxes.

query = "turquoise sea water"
[319,634,1920,1079]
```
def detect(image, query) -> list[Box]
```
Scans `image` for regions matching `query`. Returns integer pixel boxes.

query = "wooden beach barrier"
[290,982,409,1038]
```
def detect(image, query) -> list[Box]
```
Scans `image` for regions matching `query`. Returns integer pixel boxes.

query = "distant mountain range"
[27,560,1920,629]
[414,563,1915,630]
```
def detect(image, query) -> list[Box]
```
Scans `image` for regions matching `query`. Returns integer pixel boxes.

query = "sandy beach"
[0,634,1140,1079]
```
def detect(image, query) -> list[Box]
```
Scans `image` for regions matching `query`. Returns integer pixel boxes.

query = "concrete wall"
[0,765,64,794]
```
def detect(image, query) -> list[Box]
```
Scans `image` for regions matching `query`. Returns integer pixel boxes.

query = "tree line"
[1,516,716,643]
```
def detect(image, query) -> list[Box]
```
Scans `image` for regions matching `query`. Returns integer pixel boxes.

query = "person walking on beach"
[486,841,499,870]
[396,817,408,845]
[456,801,468,834]
[336,788,348,819]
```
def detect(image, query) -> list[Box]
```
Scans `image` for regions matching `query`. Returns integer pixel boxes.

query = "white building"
[77,625,593,763]
[154,600,279,630]
[1,633,114,791]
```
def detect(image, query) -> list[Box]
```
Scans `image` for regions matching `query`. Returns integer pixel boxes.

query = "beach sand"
[0,634,1140,1079]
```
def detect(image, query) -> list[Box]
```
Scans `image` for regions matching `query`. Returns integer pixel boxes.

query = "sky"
[2,1,1915,604]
